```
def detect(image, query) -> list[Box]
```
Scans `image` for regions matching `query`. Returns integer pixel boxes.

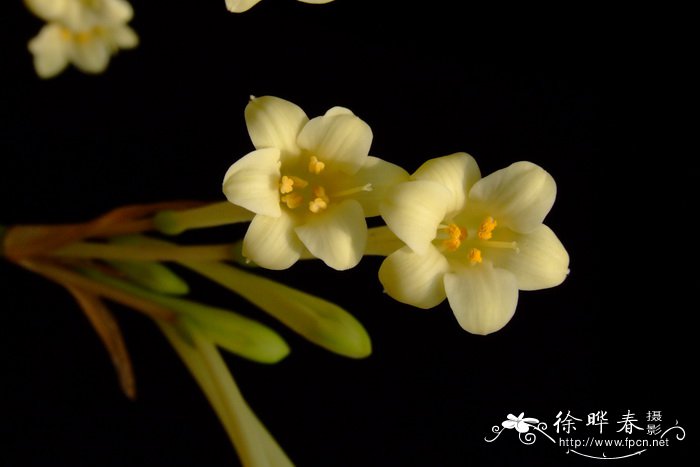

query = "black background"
[0,1,691,466]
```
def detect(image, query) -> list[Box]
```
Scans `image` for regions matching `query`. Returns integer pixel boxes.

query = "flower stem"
[154,202,254,235]
[159,322,293,467]
[51,242,236,261]
[18,259,177,322]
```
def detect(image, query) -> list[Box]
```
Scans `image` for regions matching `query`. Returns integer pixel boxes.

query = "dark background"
[0,1,691,466]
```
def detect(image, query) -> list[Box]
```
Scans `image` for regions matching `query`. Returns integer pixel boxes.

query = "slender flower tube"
[225,0,334,14]
[223,96,408,270]
[378,153,569,335]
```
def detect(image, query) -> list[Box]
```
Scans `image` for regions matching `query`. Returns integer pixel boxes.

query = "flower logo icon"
[502,413,540,433]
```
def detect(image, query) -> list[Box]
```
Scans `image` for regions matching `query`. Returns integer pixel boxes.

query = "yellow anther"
[313,186,330,203]
[279,176,295,194]
[442,223,467,252]
[478,216,498,240]
[281,193,303,209]
[290,175,308,188]
[308,156,326,174]
[309,197,328,213]
[468,248,483,265]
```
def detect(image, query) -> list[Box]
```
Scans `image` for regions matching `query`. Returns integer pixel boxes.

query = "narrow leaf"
[159,321,294,467]
[66,286,136,400]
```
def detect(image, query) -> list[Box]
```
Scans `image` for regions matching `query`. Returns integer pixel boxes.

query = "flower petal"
[245,96,308,158]
[298,0,335,4]
[28,24,69,79]
[325,106,353,117]
[332,156,409,217]
[113,25,139,49]
[378,245,449,309]
[469,161,556,233]
[495,225,569,291]
[412,153,481,216]
[379,180,449,255]
[297,113,372,174]
[243,211,303,270]
[223,148,281,217]
[225,0,264,12]
[103,0,135,24]
[25,0,69,21]
[71,37,111,74]
[502,421,517,429]
[444,265,519,335]
[515,422,531,433]
[295,200,366,270]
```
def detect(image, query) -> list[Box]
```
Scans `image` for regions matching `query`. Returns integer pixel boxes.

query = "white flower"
[502,413,539,433]
[25,0,134,31]
[25,0,138,78]
[226,0,334,13]
[378,153,569,335]
[28,22,138,78]
[223,96,408,270]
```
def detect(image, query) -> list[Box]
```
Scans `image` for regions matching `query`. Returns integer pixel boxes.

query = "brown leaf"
[66,286,137,400]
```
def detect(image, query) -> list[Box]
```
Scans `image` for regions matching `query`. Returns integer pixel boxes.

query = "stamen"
[279,176,294,194]
[308,197,328,213]
[478,216,497,240]
[313,186,330,203]
[441,223,467,252]
[330,184,373,197]
[281,193,303,209]
[289,175,308,188]
[468,248,483,264]
[279,175,309,194]
[308,156,326,174]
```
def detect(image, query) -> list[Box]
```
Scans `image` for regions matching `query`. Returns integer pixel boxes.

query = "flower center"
[278,156,372,214]
[437,216,518,265]
[60,26,104,44]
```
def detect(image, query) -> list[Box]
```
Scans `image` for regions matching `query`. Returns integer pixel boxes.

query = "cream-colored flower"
[223,96,408,270]
[28,22,138,78]
[225,0,334,13]
[378,153,569,335]
[25,0,137,78]
[25,0,134,31]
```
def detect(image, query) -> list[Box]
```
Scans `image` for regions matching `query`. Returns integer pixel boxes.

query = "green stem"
[154,202,254,235]
[159,322,293,467]
[82,267,289,364]
[51,242,236,261]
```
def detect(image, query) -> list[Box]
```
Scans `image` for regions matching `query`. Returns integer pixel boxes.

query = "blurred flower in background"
[25,0,138,78]
[226,0,334,14]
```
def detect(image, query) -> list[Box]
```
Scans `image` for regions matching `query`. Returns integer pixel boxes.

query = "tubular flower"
[225,0,334,13]
[26,0,138,78]
[378,153,569,335]
[223,96,408,270]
